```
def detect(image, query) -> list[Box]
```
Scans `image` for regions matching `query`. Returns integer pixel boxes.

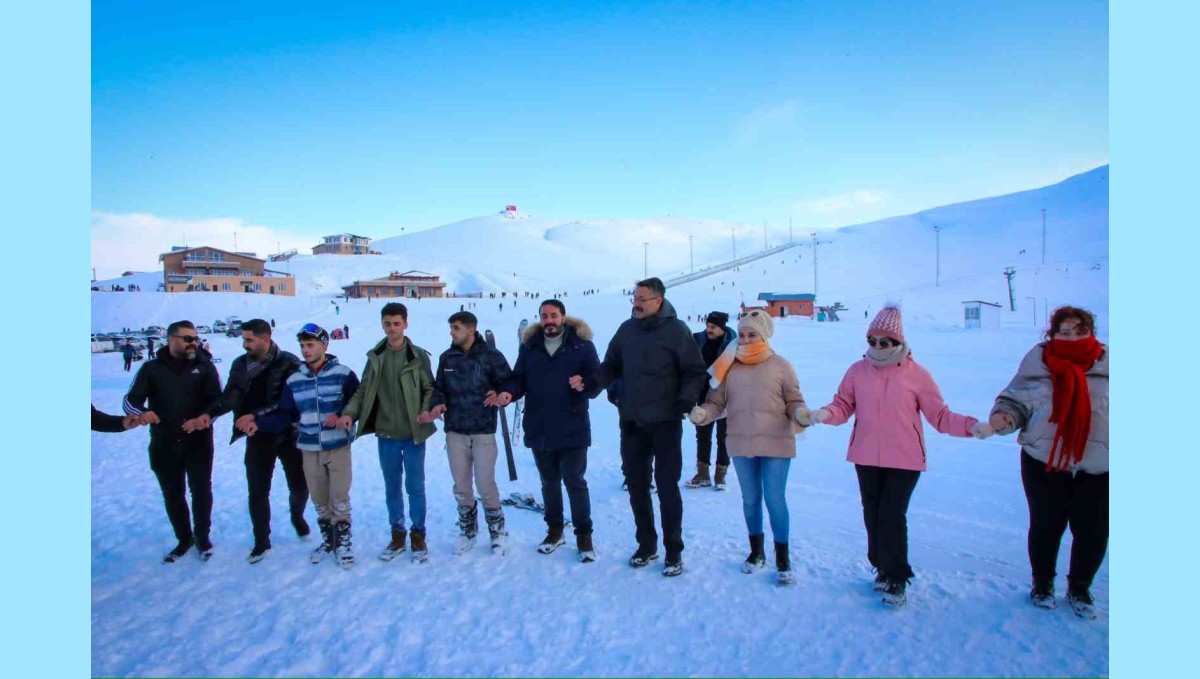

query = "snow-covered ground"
[91,167,1109,677]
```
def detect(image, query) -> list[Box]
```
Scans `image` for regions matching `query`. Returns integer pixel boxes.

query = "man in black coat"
[208,318,309,563]
[685,311,738,490]
[91,405,138,432]
[497,299,601,561]
[583,277,707,576]
[420,311,514,555]
[122,320,223,562]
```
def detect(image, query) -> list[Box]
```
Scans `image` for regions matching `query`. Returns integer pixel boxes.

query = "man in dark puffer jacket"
[584,277,707,577]
[421,311,514,555]
[497,299,601,561]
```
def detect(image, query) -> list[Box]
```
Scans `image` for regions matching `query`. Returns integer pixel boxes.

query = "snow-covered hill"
[91,167,1109,677]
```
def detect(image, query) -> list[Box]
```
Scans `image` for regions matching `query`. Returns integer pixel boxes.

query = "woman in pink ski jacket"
[801,305,986,607]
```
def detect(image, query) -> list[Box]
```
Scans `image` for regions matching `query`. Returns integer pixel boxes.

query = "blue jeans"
[732,456,791,542]
[377,438,426,531]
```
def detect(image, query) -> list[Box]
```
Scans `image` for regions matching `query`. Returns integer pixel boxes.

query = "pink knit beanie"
[868,305,904,343]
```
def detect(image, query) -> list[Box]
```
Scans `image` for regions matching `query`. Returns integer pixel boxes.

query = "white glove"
[688,406,708,425]
[794,407,811,426]
[808,408,830,425]
[971,422,995,440]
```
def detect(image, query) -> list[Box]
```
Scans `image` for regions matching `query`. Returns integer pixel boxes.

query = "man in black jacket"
[419,311,514,556]
[582,277,707,576]
[123,320,223,563]
[209,318,309,563]
[497,299,601,561]
[91,405,139,432]
[685,311,738,491]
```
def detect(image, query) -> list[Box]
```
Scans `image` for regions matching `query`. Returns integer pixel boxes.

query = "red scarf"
[1042,336,1104,471]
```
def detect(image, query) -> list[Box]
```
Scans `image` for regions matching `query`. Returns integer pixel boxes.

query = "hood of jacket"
[521,316,594,345]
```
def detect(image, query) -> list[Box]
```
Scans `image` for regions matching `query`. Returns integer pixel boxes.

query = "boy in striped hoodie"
[262,323,361,568]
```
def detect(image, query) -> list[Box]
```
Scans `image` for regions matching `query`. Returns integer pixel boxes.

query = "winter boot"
[379,527,407,562]
[162,536,194,564]
[334,521,355,569]
[537,527,566,555]
[1030,577,1056,609]
[485,507,507,556]
[578,533,596,563]
[775,541,795,585]
[684,462,712,488]
[195,534,214,562]
[410,529,428,563]
[247,541,271,564]
[882,577,908,607]
[662,555,685,577]
[453,502,479,555]
[741,534,766,574]
[714,464,729,492]
[628,545,660,568]
[311,519,334,564]
[872,569,888,592]
[1067,579,1097,619]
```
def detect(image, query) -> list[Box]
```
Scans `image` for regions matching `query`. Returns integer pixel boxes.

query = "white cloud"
[90,211,315,280]
[797,190,887,215]
[732,101,800,146]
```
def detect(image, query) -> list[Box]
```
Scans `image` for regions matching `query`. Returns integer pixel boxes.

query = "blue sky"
[92,0,1106,274]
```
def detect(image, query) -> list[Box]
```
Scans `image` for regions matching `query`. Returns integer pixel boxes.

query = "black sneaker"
[162,538,194,564]
[662,556,684,577]
[1030,579,1057,609]
[882,578,907,607]
[1067,586,1097,619]
[628,547,659,568]
[196,536,214,562]
[247,543,271,564]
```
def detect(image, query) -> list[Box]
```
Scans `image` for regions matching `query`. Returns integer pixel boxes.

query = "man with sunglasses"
[580,277,707,576]
[122,320,223,562]
[208,318,309,564]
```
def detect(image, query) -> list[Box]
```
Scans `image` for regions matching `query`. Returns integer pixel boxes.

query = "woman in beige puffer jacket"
[689,309,808,585]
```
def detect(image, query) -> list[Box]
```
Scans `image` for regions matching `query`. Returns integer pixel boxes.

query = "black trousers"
[695,418,729,467]
[532,447,593,537]
[620,419,684,558]
[1020,450,1109,587]
[150,440,214,543]
[854,464,921,581]
[123,357,133,371]
[244,433,309,546]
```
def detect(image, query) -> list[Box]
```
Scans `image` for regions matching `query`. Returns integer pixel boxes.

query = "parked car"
[213,320,229,334]
[143,325,167,337]
[91,335,116,353]
[195,325,212,335]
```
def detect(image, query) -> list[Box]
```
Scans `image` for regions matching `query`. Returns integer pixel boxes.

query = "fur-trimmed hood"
[520,316,593,345]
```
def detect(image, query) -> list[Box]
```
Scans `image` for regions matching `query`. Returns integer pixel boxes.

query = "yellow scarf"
[707,341,772,388]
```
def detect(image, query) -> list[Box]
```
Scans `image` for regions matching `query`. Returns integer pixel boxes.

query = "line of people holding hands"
[97,276,1107,617]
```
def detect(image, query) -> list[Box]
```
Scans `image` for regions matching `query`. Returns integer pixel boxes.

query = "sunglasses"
[173,335,199,344]
[867,336,898,349]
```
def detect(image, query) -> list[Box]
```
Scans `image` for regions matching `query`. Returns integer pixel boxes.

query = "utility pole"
[1003,267,1017,311]
[934,225,942,287]
[731,228,737,261]
[811,231,819,295]
[643,242,649,278]
[763,221,768,250]
[1025,296,1037,326]
[688,235,694,273]
[1041,208,1047,265]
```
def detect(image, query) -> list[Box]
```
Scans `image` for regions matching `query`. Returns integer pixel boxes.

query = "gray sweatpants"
[302,446,352,525]
[446,432,501,511]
